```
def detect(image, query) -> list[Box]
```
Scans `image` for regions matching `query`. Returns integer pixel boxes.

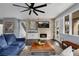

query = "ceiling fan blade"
[34,9,45,13]
[34,4,47,8]
[21,9,29,12]
[29,10,32,15]
[31,3,35,7]
[33,10,38,16]
[13,4,27,8]
[25,3,30,7]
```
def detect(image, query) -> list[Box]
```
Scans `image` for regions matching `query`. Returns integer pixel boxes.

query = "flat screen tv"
[37,21,49,28]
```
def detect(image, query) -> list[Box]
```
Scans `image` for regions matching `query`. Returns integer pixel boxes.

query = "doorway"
[72,10,79,35]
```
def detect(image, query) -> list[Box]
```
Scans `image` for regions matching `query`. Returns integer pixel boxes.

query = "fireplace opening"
[40,34,47,38]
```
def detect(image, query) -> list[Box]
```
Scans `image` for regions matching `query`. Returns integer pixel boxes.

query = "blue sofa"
[0,34,25,56]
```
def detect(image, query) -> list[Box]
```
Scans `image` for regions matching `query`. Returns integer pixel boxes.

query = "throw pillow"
[60,46,73,56]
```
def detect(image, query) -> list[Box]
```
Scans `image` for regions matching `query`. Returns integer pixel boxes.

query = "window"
[0,20,3,35]
[64,15,70,34]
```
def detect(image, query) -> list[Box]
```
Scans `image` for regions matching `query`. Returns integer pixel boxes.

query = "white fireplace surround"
[26,19,54,40]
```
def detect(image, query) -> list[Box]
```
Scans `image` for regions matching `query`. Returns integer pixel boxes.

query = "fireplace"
[40,34,47,38]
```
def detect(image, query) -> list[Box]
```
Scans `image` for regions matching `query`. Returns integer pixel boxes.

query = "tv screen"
[37,21,49,28]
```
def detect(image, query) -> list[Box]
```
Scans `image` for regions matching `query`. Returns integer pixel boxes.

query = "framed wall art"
[28,20,38,33]
[3,20,15,33]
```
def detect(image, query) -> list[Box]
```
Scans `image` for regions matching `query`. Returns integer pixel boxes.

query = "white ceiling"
[0,3,74,19]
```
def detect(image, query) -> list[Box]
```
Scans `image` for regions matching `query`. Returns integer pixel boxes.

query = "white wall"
[55,17,64,42]
[60,34,79,44]
[0,3,74,39]
[38,19,53,39]
[26,18,54,40]
[0,18,54,39]
[0,24,3,35]
[55,4,79,43]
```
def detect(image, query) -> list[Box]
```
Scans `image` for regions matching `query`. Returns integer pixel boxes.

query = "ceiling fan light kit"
[13,3,47,16]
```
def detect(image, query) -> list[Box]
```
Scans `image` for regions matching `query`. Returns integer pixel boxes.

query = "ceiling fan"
[13,3,47,16]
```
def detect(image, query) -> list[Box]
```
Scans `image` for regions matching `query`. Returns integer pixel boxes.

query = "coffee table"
[30,41,55,55]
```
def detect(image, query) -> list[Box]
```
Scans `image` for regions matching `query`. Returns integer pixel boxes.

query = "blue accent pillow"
[0,35,7,48]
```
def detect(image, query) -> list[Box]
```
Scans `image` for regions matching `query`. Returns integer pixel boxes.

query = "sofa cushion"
[4,34,16,45]
[0,46,19,56]
[0,35,7,48]
[11,41,24,48]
